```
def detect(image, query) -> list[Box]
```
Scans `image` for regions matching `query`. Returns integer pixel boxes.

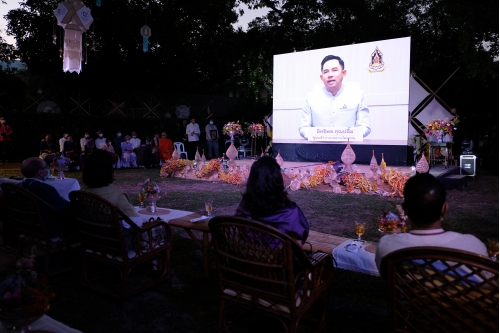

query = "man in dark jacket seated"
[19,157,70,235]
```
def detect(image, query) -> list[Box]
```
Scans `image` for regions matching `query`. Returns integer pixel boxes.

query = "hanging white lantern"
[96,0,102,6]
[54,0,94,74]
[140,25,151,53]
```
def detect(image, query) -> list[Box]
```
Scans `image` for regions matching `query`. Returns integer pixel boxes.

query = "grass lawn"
[0,163,497,332]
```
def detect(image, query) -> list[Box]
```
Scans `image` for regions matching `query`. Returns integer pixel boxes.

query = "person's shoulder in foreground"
[375,173,487,272]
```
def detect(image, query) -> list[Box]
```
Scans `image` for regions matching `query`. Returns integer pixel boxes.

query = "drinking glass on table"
[354,222,366,242]
[487,238,499,261]
[138,193,145,208]
[205,200,213,218]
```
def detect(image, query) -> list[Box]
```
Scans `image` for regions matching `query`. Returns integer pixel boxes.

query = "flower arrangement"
[51,156,70,169]
[160,159,188,176]
[425,117,459,138]
[0,247,54,315]
[378,208,408,233]
[246,123,265,138]
[196,159,221,178]
[138,179,165,198]
[380,169,408,197]
[300,163,335,189]
[341,171,378,193]
[218,170,243,185]
[222,121,243,136]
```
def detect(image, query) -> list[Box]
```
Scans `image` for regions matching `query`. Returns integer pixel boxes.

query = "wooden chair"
[380,247,499,333]
[1,183,72,274]
[209,216,334,333]
[69,190,173,302]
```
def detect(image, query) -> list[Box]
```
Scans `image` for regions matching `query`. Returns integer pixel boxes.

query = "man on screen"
[299,55,370,140]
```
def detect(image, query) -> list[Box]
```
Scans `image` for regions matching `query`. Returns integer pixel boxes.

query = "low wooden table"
[303,230,349,254]
[168,213,212,277]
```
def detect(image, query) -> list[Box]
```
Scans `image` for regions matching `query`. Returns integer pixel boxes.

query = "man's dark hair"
[82,149,114,188]
[21,158,44,178]
[321,55,345,71]
[403,173,446,225]
[242,156,291,217]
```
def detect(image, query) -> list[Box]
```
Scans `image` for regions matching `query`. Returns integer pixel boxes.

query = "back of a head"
[243,156,288,216]
[82,149,114,188]
[404,173,446,225]
[21,157,43,178]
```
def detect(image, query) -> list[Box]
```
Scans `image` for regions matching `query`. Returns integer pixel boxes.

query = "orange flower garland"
[298,162,338,189]
[160,159,188,174]
[218,170,243,185]
[196,159,221,178]
[380,169,408,197]
[341,172,377,193]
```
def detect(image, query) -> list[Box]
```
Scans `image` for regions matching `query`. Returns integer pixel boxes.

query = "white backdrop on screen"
[273,37,411,146]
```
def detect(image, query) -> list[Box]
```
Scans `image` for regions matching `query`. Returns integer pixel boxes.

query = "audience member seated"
[130,131,141,150]
[81,149,143,246]
[63,135,80,170]
[135,138,155,168]
[159,132,173,163]
[39,133,57,164]
[79,132,90,156]
[151,133,160,165]
[19,157,70,234]
[58,132,68,153]
[235,156,309,244]
[95,130,106,149]
[121,135,137,168]
[102,138,119,167]
[375,173,488,272]
[113,131,123,161]
[81,134,95,169]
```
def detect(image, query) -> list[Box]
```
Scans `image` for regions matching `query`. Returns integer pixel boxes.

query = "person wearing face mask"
[205,119,220,159]
[0,116,13,164]
[59,132,69,153]
[80,132,90,155]
[19,158,70,228]
[129,131,141,150]
[121,135,137,168]
[95,130,107,149]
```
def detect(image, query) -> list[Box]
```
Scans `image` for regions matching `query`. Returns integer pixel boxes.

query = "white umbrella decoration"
[54,0,94,74]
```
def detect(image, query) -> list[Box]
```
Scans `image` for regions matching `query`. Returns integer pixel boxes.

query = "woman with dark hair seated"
[82,149,142,227]
[235,156,309,244]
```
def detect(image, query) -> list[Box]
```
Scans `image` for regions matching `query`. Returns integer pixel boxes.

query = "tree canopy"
[2,0,498,116]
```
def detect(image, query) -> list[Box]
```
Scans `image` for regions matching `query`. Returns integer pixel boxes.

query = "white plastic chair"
[237,137,252,159]
[173,142,188,159]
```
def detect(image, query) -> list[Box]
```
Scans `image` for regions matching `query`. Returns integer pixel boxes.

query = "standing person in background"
[0,116,13,163]
[95,130,106,149]
[205,119,219,159]
[58,132,68,153]
[186,118,200,160]
[130,131,141,150]
[113,131,123,162]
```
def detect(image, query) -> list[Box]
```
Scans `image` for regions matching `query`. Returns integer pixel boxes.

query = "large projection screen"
[273,37,411,146]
